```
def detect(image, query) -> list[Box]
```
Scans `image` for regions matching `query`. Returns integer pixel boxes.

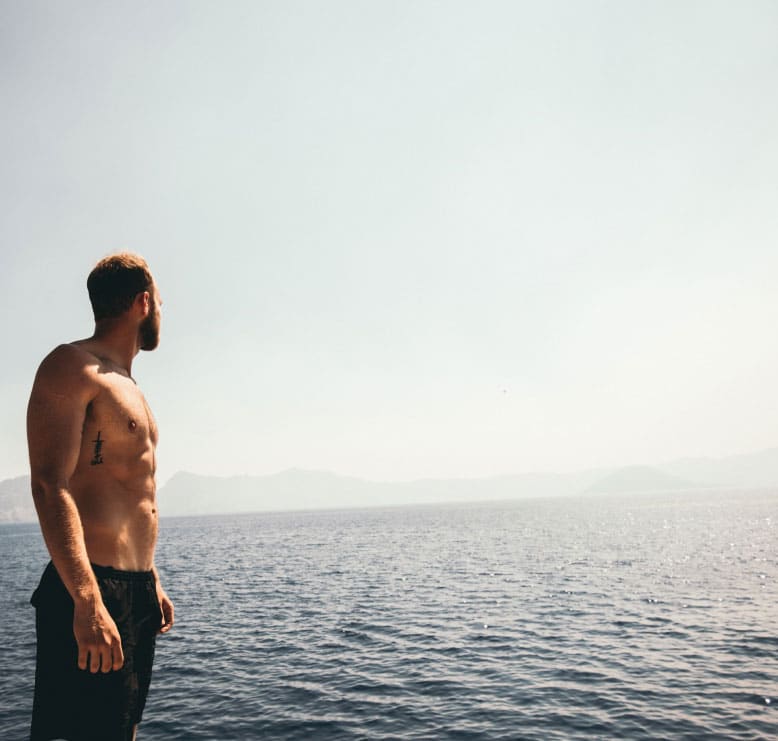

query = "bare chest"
[84,375,158,457]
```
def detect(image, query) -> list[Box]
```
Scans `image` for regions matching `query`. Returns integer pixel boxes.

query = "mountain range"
[2,447,777,522]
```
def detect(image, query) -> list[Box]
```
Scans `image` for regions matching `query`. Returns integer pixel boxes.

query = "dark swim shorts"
[30,562,162,741]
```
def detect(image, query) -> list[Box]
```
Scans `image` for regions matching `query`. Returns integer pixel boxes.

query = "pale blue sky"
[2,1,777,484]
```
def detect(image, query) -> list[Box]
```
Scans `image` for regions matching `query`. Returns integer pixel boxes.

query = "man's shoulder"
[40,342,101,370]
[34,343,102,395]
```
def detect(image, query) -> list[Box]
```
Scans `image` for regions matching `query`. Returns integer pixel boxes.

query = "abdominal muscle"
[72,476,159,572]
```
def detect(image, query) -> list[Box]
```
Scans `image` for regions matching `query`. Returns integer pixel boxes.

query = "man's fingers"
[100,645,113,673]
[113,638,125,670]
[74,603,123,672]
[79,636,123,673]
[162,605,174,632]
[158,596,174,634]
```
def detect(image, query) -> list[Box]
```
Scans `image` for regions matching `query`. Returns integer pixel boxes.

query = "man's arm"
[27,344,124,673]
[151,565,174,634]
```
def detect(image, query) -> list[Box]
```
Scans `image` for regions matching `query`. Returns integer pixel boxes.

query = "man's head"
[87,253,161,350]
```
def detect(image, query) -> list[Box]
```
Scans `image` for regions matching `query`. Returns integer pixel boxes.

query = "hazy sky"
[2,1,777,485]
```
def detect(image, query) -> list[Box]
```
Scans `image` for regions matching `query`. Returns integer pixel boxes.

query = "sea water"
[1,489,777,739]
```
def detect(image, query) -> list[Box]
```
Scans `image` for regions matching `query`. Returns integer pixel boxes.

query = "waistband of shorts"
[90,562,155,582]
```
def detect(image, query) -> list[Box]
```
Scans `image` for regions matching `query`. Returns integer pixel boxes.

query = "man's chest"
[87,375,158,445]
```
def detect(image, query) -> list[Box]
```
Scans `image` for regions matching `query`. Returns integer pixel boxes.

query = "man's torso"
[68,340,159,571]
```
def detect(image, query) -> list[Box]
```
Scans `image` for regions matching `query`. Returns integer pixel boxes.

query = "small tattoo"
[91,431,104,466]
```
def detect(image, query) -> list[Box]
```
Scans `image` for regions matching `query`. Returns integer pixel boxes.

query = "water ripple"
[1,490,777,739]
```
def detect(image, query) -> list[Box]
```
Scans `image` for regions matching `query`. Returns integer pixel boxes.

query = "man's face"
[139,284,162,351]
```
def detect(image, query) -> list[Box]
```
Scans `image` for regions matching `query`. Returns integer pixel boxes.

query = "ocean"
[1,489,777,739]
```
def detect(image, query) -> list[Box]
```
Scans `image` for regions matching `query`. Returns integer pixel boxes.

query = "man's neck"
[90,322,141,376]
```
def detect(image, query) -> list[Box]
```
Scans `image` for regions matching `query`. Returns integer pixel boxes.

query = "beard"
[139,304,161,351]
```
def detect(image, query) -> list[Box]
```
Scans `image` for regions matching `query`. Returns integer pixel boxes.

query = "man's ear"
[134,290,151,316]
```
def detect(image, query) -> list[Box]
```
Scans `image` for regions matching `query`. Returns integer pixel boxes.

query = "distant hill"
[0,476,34,523]
[583,465,696,495]
[658,447,778,489]
[157,467,605,516]
[2,447,777,521]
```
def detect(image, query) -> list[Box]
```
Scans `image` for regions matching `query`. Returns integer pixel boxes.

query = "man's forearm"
[151,564,166,593]
[150,562,174,633]
[31,481,102,605]
[32,479,125,672]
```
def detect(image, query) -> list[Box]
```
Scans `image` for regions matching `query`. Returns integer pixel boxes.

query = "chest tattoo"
[90,431,104,466]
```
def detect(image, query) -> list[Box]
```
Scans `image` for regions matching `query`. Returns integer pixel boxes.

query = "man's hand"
[73,600,124,673]
[157,586,175,634]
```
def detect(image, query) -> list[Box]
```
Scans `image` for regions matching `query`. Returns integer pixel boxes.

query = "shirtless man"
[27,253,174,741]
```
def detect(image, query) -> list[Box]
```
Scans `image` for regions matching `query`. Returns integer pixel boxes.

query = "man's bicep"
[27,350,93,487]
